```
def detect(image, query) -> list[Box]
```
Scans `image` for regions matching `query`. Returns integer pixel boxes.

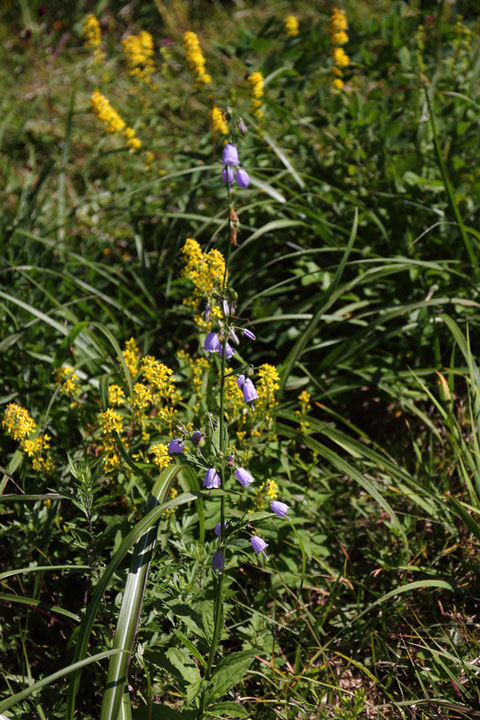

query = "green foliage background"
[1,0,480,718]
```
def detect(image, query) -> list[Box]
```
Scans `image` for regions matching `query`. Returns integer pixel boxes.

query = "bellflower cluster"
[221,143,250,189]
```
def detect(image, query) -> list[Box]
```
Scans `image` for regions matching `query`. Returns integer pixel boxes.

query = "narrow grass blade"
[279,208,358,398]
[0,649,123,713]
[0,592,79,621]
[65,473,197,719]
[100,465,181,720]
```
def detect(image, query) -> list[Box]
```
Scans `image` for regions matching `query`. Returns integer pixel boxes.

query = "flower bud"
[168,438,185,454]
[251,535,269,559]
[243,328,256,340]
[271,500,291,520]
[212,550,225,571]
[204,332,220,353]
[191,430,203,446]
[222,143,239,166]
[203,468,221,489]
[222,166,234,186]
[238,118,248,136]
[235,467,254,488]
[236,168,250,188]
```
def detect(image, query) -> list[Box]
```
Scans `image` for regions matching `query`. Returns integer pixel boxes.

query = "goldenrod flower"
[90,90,141,151]
[209,105,228,136]
[133,382,153,411]
[181,237,226,314]
[82,13,101,49]
[183,31,211,85]
[100,409,123,435]
[54,365,79,397]
[332,47,350,68]
[330,8,350,92]
[150,442,172,468]
[122,30,155,84]
[122,337,140,378]
[2,402,36,442]
[284,15,299,37]
[248,71,264,119]
[257,364,280,412]
[108,384,126,407]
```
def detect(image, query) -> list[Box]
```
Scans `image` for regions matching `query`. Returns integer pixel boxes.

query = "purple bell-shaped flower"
[168,438,185,454]
[236,168,250,188]
[251,535,269,560]
[203,468,221,489]
[271,500,291,520]
[218,341,234,360]
[222,143,239,166]
[204,332,220,353]
[212,550,225,571]
[222,166,234,186]
[235,467,254,488]
[243,329,256,340]
[241,378,258,405]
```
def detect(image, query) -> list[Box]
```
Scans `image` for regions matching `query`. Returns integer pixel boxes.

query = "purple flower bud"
[222,299,230,316]
[229,329,240,345]
[238,118,248,136]
[203,468,221,489]
[168,438,185,454]
[243,328,256,340]
[241,378,258,405]
[236,168,250,188]
[222,143,239,166]
[203,304,211,322]
[235,467,254,488]
[271,501,291,520]
[191,431,203,446]
[237,374,246,389]
[212,550,225,571]
[218,341,234,360]
[222,166,234,186]
[214,521,226,537]
[251,535,269,559]
[227,454,235,466]
[204,332,220,353]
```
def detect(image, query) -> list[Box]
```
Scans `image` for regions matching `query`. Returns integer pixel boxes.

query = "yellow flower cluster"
[284,16,299,37]
[54,365,79,397]
[122,337,140,378]
[90,90,141,152]
[256,364,280,412]
[109,384,126,407]
[209,106,228,136]
[165,485,178,515]
[82,13,101,49]
[99,408,124,472]
[122,31,155,85]
[2,403,54,473]
[81,13,106,67]
[330,8,350,93]
[141,356,177,400]
[296,390,311,434]
[150,442,171,468]
[181,238,226,325]
[183,31,211,86]
[100,408,123,435]
[2,402,36,442]
[225,375,245,419]
[248,71,264,120]
[253,478,279,510]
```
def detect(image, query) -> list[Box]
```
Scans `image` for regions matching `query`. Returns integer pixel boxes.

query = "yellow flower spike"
[284,15,299,37]
[332,47,350,68]
[108,384,126,407]
[150,443,172,469]
[122,30,155,84]
[82,13,101,49]
[183,31,211,86]
[100,408,123,435]
[54,365,80,397]
[209,105,228,136]
[330,8,350,92]
[122,337,141,378]
[2,402,36,442]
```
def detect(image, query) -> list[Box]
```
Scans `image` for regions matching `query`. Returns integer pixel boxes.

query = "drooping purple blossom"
[191,431,203,446]
[222,166,234,186]
[203,468,221,489]
[222,143,239,166]
[218,341,234,360]
[235,467,254,488]
[204,332,220,353]
[236,168,250,188]
[229,329,240,345]
[271,500,291,520]
[251,535,269,560]
[241,378,258,405]
[214,521,226,537]
[222,299,230,317]
[237,374,246,389]
[168,438,185,454]
[243,328,256,341]
[212,550,225,571]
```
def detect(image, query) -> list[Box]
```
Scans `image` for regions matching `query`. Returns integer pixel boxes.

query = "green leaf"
[210,701,250,717]
[205,650,256,704]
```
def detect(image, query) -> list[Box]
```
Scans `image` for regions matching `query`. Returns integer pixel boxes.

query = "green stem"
[197,178,233,719]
